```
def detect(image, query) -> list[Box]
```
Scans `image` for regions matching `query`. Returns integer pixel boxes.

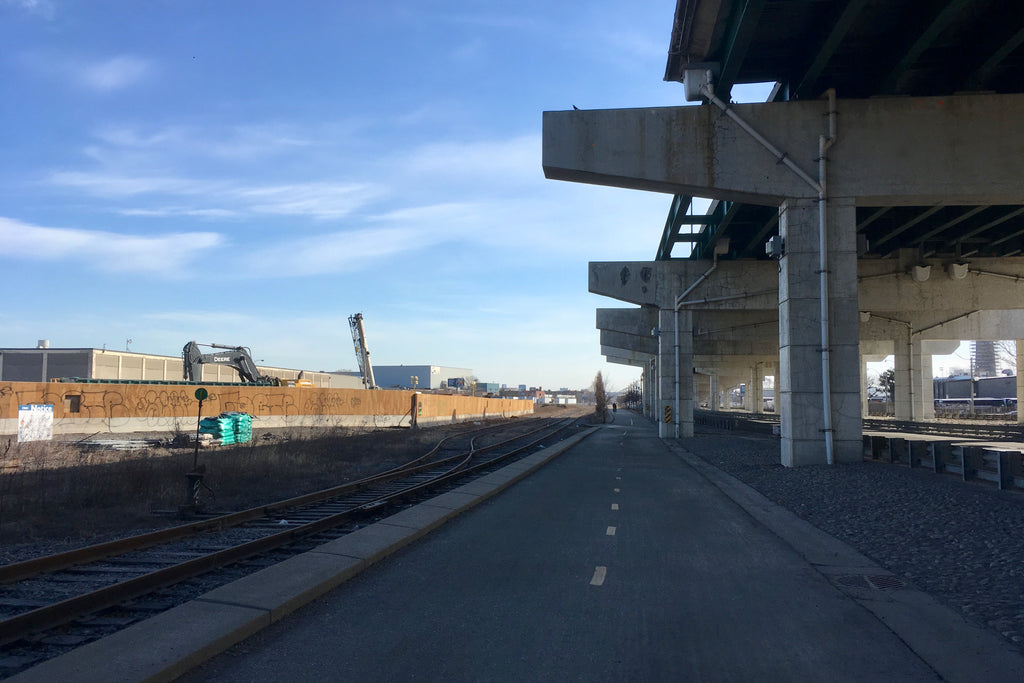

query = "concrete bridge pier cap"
[544,92,1024,466]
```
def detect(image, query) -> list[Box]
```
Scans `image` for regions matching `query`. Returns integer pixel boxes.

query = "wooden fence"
[0,381,534,436]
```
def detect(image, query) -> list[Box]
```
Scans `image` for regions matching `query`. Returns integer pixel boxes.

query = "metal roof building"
[0,347,363,389]
[372,365,474,390]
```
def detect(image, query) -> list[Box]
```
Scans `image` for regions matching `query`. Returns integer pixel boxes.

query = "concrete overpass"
[548,0,1024,466]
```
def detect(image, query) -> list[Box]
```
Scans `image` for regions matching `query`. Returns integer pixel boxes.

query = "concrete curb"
[10,427,599,683]
[669,442,1024,683]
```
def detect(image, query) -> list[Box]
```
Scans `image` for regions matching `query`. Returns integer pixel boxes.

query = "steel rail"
[0,417,579,646]
[0,421,517,584]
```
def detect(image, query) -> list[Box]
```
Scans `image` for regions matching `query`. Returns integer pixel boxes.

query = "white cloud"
[400,134,539,184]
[118,207,239,218]
[78,55,151,92]
[3,0,54,19]
[236,182,376,220]
[92,123,311,160]
[247,225,440,276]
[49,171,210,197]
[0,216,222,275]
[48,172,378,220]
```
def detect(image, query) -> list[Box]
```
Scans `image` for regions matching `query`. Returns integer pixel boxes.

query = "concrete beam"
[591,258,1024,315]
[600,330,658,355]
[859,259,1024,314]
[863,310,1024,343]
[545,94,1024,206]
[601,346,653,364]
[590,260,777,308]
[596,307,659,337]
[694,310,778,340]
[694,339,778,356]
[604,355,647,367]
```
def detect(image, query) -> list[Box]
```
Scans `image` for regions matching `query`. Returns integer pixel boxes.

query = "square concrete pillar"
[750,364,765,414]
[657,308,693,438]
[893,326,912,420]
[1017,341,1024,425]
[778,197,861,465]
[859,352,869,418]
[912,338,935,420]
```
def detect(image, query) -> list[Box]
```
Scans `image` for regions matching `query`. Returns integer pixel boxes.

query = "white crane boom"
[348,313,376,389]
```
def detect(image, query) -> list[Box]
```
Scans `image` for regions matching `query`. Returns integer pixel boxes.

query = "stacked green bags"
[199,412,253,445]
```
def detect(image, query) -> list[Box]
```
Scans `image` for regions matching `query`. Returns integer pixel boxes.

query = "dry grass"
[0,405,597,553]
[0,426,445,548]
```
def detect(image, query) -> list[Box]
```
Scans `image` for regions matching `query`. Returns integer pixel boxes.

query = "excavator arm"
[182,341,281,385]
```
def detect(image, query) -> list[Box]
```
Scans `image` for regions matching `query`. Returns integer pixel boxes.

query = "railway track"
[0,416,585,674]
[696,409,1024,443]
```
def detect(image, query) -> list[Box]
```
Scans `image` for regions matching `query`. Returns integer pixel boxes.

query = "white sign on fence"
[18,404,54,443]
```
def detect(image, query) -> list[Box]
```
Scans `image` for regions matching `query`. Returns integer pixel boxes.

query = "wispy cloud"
[118,207,239,219]
[92,123,312,160]
[0,216,222,275]
[399,134,539,184]
[236,182,375,219]
[49,171,210,197]
[48,172,378,220]
[247,225,440,276]
[3,0,54,19]
[78,55,151,92]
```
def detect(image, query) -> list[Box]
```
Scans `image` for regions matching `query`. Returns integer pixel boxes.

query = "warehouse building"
[0,346,363,388]
[373,365,474,390]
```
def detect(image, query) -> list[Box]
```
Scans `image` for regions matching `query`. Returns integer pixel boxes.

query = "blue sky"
[0,0,705,390]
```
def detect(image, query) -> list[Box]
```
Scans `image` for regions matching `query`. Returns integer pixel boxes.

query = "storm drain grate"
[835,574,906,590]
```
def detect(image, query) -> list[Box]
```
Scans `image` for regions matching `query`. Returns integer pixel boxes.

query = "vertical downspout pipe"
[674,254,720,438]
[819,89,837,464]
[700,78,839,463]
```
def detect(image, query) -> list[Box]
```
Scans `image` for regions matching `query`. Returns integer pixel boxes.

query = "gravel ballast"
[680,428,1024,654]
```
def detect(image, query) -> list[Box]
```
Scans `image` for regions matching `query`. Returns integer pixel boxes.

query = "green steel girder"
[879,0,974,95]
[793,0,869,99]
[714,0,768,99]
[657,197,738,260]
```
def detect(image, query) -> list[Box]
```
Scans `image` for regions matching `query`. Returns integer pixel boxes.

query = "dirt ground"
[0,404,597,562]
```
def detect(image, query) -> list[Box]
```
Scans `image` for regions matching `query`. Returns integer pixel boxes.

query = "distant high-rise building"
[972,340,997,377]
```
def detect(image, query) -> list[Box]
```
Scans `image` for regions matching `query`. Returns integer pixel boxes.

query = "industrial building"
[0,346,363,389]
[372,365,474,390]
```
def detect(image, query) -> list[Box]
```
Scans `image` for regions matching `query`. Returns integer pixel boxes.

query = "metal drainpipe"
[700,81,838,463]
[819,89,837,464]
[674,253,720,438]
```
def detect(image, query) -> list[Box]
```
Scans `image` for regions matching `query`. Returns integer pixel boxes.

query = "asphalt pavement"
[172,411,1022,682]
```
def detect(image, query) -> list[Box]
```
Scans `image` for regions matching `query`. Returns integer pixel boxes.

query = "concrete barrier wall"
[0,381,534,436]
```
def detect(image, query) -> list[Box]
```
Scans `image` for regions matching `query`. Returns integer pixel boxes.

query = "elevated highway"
[544,0,1024,465]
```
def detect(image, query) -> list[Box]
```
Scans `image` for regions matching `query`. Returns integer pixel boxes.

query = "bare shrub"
[0,424,464,549]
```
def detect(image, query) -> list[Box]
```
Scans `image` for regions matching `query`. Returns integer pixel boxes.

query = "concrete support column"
[778,197,861,465]
[750,364,765,414]
[708,374,719,409]
[893,326,912,420]
[695,373,709,407]
[1017,341,1024,425]
[859,352,869,418]
[646,358,656,419]
[722,374,742,409]
[657,308,693,438]
[913,338,935,420]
